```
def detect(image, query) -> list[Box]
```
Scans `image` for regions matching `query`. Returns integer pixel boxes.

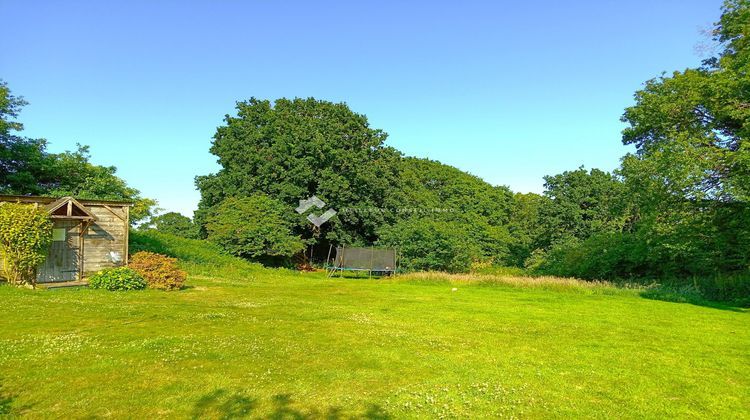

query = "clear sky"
[1,0,722,216]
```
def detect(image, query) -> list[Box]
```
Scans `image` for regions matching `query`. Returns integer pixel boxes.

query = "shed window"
[52,228,66,241]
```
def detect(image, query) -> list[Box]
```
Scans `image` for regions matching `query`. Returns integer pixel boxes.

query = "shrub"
[205,195,305,261]
[0,203,53,287]
[129,251,186,290]
[378,218,483,273]
[88,267,146,291]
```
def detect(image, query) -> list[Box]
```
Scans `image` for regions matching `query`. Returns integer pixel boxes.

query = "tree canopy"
[0,81,155,223]
[205,195,304,263]
[530,0,750,290]
[195,97,401,245]
[195,100,519,268]
[145,212,198,239]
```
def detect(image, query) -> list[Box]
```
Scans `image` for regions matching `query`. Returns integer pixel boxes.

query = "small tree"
[0,203,52,287]
[378,218,483,273]
[205,195,304,261]
[147,212,198,239]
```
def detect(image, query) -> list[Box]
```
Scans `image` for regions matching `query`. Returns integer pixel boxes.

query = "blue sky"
[1,0,722,216]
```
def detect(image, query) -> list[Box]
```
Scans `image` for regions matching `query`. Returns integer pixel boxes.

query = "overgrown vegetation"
[204,195,304,264]
[378,218,482,273]
[88,267,147,291]
[129,230,263,278]
[129,251,186,290]
[0,202,52,287]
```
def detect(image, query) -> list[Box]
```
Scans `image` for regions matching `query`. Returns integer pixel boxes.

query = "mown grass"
[0,233,748,418]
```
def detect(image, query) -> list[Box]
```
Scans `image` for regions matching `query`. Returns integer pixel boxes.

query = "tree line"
[0,82,154,222]
[189,0,749,300]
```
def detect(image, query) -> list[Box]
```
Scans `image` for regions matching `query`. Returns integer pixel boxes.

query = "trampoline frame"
[325,245,398,278]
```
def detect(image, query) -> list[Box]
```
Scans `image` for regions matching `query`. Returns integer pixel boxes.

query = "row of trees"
[0,81,154,223]
[190,97,517,272]
[533,0,749,286]
[186,0,749,296]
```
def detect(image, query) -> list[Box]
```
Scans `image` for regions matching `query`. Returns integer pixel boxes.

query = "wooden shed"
[0,195,132,283]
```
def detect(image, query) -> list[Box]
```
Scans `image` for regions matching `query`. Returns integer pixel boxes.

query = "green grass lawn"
[1,239,748,418]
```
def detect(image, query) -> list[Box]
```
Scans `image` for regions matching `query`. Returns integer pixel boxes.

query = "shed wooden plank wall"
[82,205,129,274]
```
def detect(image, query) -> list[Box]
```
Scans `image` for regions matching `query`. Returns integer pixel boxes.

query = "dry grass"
[394,271,638,294]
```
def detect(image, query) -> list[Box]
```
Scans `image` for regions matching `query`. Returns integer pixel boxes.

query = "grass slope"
[0,232,748,418]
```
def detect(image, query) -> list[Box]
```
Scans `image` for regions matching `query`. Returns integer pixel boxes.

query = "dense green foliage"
[378,219,480,272]
[205,195,305,262]
[538,168,628,247]
[88,267,147,291]
[194,7,750,305]
[143,212,198,239]
[520,1,750,304]
[0,81,155,223]
[195,100,516,268]
[391,157,514,267]
[129,251,186,290]
[0,203,52,286]
[195,97,401,244]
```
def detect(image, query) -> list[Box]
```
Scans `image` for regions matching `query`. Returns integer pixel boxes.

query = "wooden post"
[78,221,85,280]
[124,206,130,265]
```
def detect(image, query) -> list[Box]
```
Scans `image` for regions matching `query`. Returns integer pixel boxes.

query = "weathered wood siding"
[38,220,81,282]
[0,196,131,281]
[82,205,129,274]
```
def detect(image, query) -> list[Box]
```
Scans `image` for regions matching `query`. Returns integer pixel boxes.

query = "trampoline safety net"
[330,247,396,274]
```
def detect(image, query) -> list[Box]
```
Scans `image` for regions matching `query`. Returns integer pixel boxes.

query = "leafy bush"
[129,251,186,290]
[699,274,750,306]
[532,233,750,306]
[378,219,482,273]
[0,203,53,286]
[88,267,146,291]
[205,195,305,261]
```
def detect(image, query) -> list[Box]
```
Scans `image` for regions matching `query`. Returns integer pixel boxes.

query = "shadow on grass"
[192,389,390,419]
[192,389,256,419]
[324,271,395,280]
[0,380,32,416]
[639,287,748,312]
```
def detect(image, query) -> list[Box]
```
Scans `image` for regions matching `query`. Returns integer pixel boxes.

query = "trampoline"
[326,245,397,277]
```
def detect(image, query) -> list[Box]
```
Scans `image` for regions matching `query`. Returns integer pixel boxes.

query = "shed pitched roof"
[45,197,97,220]
[0,195,132,207]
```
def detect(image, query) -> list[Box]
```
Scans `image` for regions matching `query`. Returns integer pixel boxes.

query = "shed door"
[37,221,80,283]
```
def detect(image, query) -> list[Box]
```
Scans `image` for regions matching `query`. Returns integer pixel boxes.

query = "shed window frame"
[52,228,66,241]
